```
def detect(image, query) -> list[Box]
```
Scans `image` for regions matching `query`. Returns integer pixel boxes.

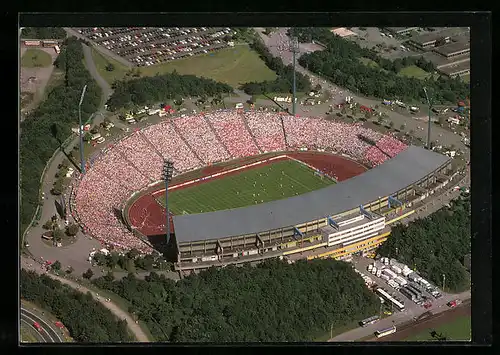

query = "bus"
[375,288,405,311]
[375,325,397,338]
[359,315,380,327]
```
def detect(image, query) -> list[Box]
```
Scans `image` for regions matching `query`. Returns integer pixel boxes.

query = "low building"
[433,41,470,59]
[437,59,470,78]
[385,27,419,36]
[408,28,457,50]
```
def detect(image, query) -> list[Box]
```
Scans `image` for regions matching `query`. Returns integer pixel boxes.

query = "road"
[21,258,150,342]
[330,289,470,342]
[21,308,64,343]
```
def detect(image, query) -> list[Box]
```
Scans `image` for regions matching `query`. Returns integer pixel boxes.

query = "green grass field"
[397,65,432,80]
[359,57,380,68]
[92,44,276,87]
[159,160,335,215]
[404,315,471,341]
[90,48,130,85]
[21,48,53,68]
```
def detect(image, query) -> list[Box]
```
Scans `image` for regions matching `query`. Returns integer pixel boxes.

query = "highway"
[21,307,64,343]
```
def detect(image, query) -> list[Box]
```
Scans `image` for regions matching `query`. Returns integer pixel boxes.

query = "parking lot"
[74,27,234,67]
[351,256,449,317]
[348,27,421,60]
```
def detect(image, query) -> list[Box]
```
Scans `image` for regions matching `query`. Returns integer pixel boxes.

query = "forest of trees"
[377,194,470,292]
[21,270,132,342]
[92,259,379,342]
[105,72,233,111]
[21,27,67,39]
[239,38,311,95]
[290,27,469,104]
[20,37,102,236]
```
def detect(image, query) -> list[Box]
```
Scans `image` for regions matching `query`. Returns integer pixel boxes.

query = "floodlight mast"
[163,160,174,245]
[291,36,299,116]
[423,87,432,150]
[78,85,88,174]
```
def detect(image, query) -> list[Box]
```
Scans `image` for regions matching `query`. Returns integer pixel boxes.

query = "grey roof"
[433,41,470,56]
[438,60,470,76]
[172,146,450,243]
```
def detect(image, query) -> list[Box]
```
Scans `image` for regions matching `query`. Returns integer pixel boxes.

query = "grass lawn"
[158,159,335,215]
[90,48,130,85]
[359,57,380,68]
[20,325,40,343]
[92,44,276,88]
[21,48,53,68]
[461,74,470,83]
[397,65,432,80]
[404,315,471,341]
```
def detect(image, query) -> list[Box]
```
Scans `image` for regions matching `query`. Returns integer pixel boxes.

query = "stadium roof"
[172,146,450,243]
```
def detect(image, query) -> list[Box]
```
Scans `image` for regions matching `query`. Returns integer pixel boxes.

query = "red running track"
[127,152,368,236]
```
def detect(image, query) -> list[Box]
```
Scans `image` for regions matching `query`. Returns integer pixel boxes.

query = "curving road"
[21,308,63,343]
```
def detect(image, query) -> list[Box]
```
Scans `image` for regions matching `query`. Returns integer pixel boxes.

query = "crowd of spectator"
[173,115,231,164]
[75,27,233,66]
[72,109,407,252]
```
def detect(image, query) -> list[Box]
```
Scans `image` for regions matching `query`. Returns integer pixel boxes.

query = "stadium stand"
[72,109,449,260]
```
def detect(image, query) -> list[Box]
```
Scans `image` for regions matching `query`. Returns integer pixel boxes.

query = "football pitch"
[158,160,335,215]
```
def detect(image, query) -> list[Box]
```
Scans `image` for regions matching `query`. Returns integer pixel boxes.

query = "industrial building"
[433,41,470,59]
[385,27,419,36]
[437,59,470,78]
[170,146,452,271]
[408,28,463,50]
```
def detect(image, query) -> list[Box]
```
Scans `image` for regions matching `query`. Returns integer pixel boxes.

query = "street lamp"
[78,85,88,174]
[163,160,174,245]
[442,273,446,292]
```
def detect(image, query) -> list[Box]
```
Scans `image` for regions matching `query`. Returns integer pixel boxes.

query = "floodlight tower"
[290,36,300,116]
[78,85,88,174]
[163,160,174,245]
[423,87,432,150]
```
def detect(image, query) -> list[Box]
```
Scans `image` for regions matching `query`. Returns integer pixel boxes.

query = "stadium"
[69,109,453,272]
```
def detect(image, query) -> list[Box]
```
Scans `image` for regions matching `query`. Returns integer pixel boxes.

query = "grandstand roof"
[172,146,450,243]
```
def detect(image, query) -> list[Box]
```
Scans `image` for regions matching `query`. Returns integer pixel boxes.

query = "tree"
[314,83,322,92]
[53,228,65,242]
[83,268,94,279]
[66,223,79,236]
[42,220,54,230]
[105,63,115,72]
[51,260,62,271]
[399,124,406,131]
[389,121,395,129]
[126,248,140,260]
[409,129,415,136]
[341,107,347,115]
[66,266,74,274]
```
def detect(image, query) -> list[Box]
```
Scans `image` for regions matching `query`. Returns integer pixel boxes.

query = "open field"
[21,48,53,68]
[397,65,432,80]
[20,47,60,116]
[157,159,335,215]
[404,315,471,341]
[90,48,129,85]
[92,44,276,87]
[359,57,380,68]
